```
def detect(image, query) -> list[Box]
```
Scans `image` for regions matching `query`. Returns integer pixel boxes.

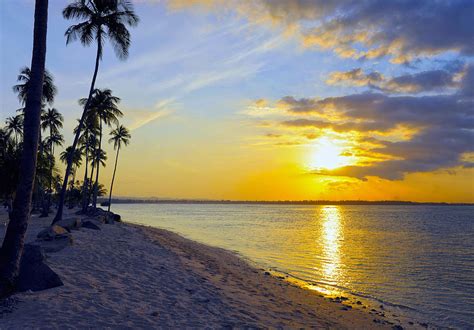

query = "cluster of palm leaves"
[73,87,130,213]
[1,68,63,216]
[1,69,132,216]
[2,0,137,220]
[0,0,139,295]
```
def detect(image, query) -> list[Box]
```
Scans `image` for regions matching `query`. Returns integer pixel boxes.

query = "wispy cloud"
[128,98,176,131]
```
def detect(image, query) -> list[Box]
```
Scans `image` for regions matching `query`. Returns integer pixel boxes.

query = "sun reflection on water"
[320,205,343,286]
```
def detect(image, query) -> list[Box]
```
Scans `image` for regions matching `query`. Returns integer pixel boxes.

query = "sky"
[1,0,473,202]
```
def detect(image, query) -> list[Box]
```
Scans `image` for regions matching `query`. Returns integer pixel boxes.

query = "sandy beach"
[0,209,416,328]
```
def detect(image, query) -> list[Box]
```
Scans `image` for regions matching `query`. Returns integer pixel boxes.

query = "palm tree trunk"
[107,147,120,213]
[0,0,48,297]
[81,131,89,212]
[92,121,103,208]
[48,125,53,209]
[68,168,77,208]
[53,33,102,224]
[87,156,95,209]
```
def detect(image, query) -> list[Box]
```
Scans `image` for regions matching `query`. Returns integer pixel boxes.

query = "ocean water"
[112,203,474,328]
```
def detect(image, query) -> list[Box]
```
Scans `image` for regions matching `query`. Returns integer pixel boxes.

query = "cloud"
[265,133,281,138]
[327,68,384,87]
[163,0,474,63]
[128,99,175,131]
[327,65,468,93]
[250,63,474,180]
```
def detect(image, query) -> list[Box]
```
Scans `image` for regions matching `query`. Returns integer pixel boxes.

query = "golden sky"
[1,1,473,202]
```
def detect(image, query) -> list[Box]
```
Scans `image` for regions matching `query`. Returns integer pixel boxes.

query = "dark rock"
[104,215,114,225]
[55,217,82,230]
[17,244,63,292]
[36,236,73,253]
[112,213,121,222]
[356,300,362,305]
[36,224,73,253]
[36,225,69,240]
[82,220,101,230]
[392,325,404,330]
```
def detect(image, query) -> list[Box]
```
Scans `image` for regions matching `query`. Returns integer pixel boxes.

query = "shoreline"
[0,210,425,328]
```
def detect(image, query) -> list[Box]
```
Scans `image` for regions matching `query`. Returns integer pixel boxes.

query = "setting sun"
[308,137,352,170]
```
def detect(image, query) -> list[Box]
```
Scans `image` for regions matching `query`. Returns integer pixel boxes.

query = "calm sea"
[112,203,474,328]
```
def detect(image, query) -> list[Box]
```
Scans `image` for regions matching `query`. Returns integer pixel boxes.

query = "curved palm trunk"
[81,131,89,212]
[47,125,55,210]
[53,35,102,224]
[0,0,48,297]
[87,155,96,208]
[107,147,120,213]
[68,168,77,208]
[92,121,103,208]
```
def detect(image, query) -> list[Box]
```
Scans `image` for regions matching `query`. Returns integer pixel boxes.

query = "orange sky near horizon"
[2,1,473,203]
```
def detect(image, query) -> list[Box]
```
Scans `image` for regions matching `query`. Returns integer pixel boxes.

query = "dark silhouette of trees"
[5,116,23,146]
[82,88,122,208]
[54,0,138,224]
[41,108,64,213]
[60,146,83,207]
[13,67,56,107]
[107,125,130,212]
[0,0,49,297]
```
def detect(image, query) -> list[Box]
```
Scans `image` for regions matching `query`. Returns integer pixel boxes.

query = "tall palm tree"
[76,111,99,211]
[54,0,138,223]
[41,108,63,136]
[41,108,64,198]
[107,125,130,212]
[83,88,122,208]
[0,0,49,297]
[12,67,56,106]
[5,116,23,146]
[60,146,83,193]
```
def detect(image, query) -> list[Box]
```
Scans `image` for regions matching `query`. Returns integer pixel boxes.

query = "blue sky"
[1,0,473,201]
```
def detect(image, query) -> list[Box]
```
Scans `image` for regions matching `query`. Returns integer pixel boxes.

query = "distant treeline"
[99,199,473,206]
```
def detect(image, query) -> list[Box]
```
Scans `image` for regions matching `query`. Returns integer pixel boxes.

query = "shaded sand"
[0,209,412,328]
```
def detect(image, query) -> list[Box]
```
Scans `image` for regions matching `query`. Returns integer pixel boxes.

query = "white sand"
[0,209,414,328]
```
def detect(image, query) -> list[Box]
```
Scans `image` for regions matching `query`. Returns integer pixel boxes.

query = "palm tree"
[12,67,56,106]
[0,0,49,297]
[5,116,23,145]
[83,88,122,208]
[107,125,130,212]
[41,108,63,136]
[54,0,139,223]
[76,111,99,211]
[60,146,83,194]
[41,108,64,199]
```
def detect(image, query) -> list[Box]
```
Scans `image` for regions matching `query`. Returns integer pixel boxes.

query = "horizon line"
[99,198,474,206]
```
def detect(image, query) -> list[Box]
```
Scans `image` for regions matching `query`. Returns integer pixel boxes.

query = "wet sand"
[0,209,416,328]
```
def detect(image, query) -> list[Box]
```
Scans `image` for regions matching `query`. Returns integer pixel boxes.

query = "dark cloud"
[460,64,474,97]
[277,66,474,179]
[167,0,474,62]
[301,0,474,62]
[327,64,468,94]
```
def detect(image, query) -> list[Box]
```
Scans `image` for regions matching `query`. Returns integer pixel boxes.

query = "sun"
[308,137,351,170]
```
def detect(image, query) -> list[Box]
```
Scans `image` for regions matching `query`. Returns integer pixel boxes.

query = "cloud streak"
[163,0,474,63]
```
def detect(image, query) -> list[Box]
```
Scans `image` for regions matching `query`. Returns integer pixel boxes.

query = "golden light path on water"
[309,205,344,295]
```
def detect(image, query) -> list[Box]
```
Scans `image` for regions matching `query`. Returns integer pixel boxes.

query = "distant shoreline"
[100,199,473,206]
